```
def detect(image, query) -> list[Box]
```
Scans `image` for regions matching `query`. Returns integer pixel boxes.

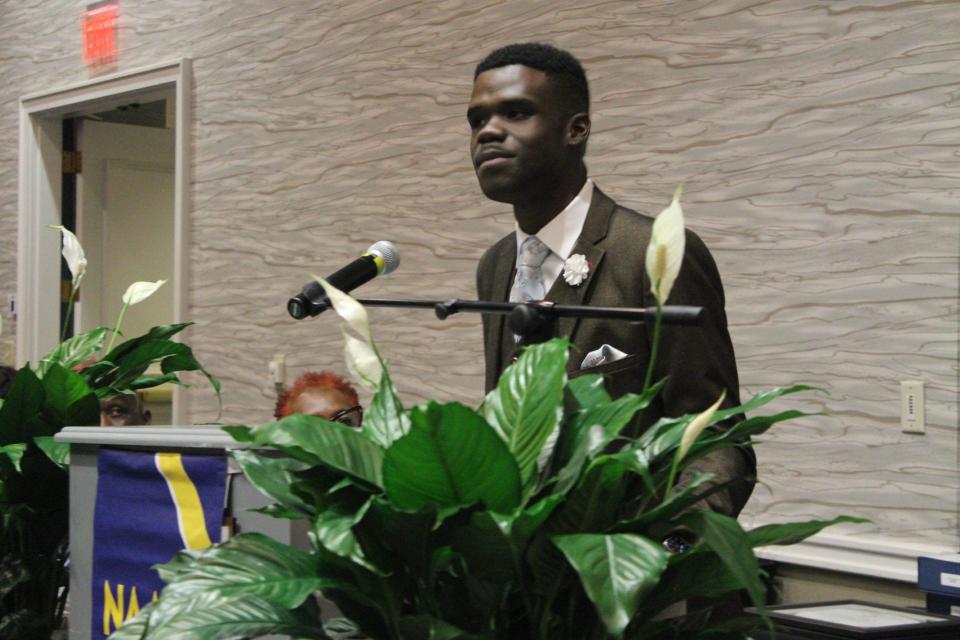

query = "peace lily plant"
[0,227,219,639]
[112,188,861,640]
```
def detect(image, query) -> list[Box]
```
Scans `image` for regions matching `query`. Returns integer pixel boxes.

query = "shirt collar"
[515,178,594,260]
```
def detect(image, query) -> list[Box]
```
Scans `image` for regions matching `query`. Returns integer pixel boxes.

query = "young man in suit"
[470,43,755,518]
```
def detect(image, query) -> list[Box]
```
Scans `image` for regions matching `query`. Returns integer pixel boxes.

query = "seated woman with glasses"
[274,370,363,427]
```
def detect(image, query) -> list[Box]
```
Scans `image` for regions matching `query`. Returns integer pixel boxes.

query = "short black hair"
[475,43,589,115]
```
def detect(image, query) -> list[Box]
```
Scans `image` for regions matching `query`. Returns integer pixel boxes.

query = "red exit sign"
[82,1,119,68]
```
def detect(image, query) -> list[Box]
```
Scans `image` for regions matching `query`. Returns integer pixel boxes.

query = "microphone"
[287,241,400,319]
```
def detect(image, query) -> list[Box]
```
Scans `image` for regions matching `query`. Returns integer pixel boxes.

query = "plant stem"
[105,301,129,353]
[60,285,78,343]
[642,299,663,391]
[664,455,681,499]
[506,540,536,632]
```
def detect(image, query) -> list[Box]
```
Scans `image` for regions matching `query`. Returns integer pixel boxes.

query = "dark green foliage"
[0,324,220,638]
[121,338,862,640]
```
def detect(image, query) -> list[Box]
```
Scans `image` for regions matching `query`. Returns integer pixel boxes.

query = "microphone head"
[367,241,400,275]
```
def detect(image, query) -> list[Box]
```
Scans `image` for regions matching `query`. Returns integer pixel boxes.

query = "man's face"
[468,65,572,204]
[100,394,151,427]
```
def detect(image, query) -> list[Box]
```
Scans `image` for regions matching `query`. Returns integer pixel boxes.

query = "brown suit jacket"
[476,187,755,516]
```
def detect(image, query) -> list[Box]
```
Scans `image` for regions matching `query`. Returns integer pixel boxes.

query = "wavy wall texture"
[0,1,957,550]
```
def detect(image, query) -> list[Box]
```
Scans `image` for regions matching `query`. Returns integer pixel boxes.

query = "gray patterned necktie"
[511,235,550,302]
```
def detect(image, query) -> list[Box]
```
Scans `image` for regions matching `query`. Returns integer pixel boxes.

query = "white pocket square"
[580,344,629,370]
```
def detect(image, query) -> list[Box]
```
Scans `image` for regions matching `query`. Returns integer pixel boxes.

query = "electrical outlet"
[901,380,925,434]
[268,353,287,389]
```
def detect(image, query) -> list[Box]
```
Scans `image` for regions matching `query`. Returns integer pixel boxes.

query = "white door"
[76,120,175,422]
[76,120,175,339]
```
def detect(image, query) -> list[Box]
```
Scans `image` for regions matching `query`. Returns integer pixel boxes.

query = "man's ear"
[566,112,591,148]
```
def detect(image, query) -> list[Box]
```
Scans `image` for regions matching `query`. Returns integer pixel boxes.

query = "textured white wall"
[1,1,956,550]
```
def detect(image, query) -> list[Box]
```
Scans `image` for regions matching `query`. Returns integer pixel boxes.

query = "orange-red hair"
[274,370,360,419]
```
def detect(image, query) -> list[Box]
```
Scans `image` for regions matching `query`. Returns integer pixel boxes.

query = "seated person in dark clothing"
[100,392,152,427]
[0,365,16,399]
[274,371,362,427]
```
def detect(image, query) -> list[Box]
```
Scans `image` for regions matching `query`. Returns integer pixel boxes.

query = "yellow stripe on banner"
[155,452,213,550]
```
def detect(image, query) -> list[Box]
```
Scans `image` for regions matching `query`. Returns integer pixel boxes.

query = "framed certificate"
[746,600,960,639]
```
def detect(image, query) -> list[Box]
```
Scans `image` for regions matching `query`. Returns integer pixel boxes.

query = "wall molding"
[18,59,191,424]
[744,522,955,583]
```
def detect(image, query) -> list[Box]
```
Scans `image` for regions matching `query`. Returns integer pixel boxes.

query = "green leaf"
[587,383,665,440]
[159,344,221,398]
[0,557,29,600]
[609,447,657,496]
[230,415,385,488]
[640,552,741,618]
[612,472,718,536]
[690,410,815,462]
[383,402,522,514]
[361,497,435,580]
[452,511,516,582]
[140,592,328,640]
[127,372,181,390]
[481,338,568,480]
[551,423,614,499]
[89,323,221,408]
[397,615,470,639]
[154,533,332,608]
[108,602,151,640]
[33,437,70,469]
[0,444,27,472]
[554,533,669,637]
[676,510,766,616]
[230,449,314,517]
[567,373,611,407]
[102,322,193,363]
[0,367,45,445]
[362,366,410,448]
[38,326,109,376]
[40,362,100,429]
[311,493,379,571]
[495,493,565,544]
[547,457,629,534]
[551,384,664,497]
[747,516,869,547]
[711,384,819,423]
[636,385,815,462]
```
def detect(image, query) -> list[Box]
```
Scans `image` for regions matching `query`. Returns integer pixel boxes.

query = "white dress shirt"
[510,178,594,301]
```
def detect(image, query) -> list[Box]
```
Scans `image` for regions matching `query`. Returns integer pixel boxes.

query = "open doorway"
[18,60,190,424]
[75,101,177,424]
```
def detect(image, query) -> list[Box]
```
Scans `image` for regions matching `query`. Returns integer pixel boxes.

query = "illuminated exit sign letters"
[82,1,119,69]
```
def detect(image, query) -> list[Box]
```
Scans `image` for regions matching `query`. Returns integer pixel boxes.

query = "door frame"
[18,59,192,424]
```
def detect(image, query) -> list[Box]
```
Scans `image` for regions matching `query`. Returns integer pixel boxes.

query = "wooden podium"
[55,426,311,640]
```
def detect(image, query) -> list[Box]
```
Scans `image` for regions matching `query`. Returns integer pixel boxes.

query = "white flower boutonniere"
[562,254,590,286]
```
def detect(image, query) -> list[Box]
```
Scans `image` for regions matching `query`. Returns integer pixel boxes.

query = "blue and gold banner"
[91,448,227,638]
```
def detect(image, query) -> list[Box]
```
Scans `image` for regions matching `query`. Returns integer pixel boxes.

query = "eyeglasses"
[328,405,363,428]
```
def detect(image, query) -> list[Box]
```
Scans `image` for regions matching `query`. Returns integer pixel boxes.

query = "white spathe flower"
[342,329,382,392]
[49,225,87,288]
[645,185,686,306]
[313,275,381,391]
[312,274,372,343]
[676,390,726,463]
[122,280,167,306]
[562,253,590,286]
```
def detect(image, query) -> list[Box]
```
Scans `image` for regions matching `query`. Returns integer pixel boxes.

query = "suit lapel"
[485,236,516,383]
[546,187,616,340]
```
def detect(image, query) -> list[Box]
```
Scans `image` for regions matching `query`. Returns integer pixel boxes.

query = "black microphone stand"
[312,298,704,344]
